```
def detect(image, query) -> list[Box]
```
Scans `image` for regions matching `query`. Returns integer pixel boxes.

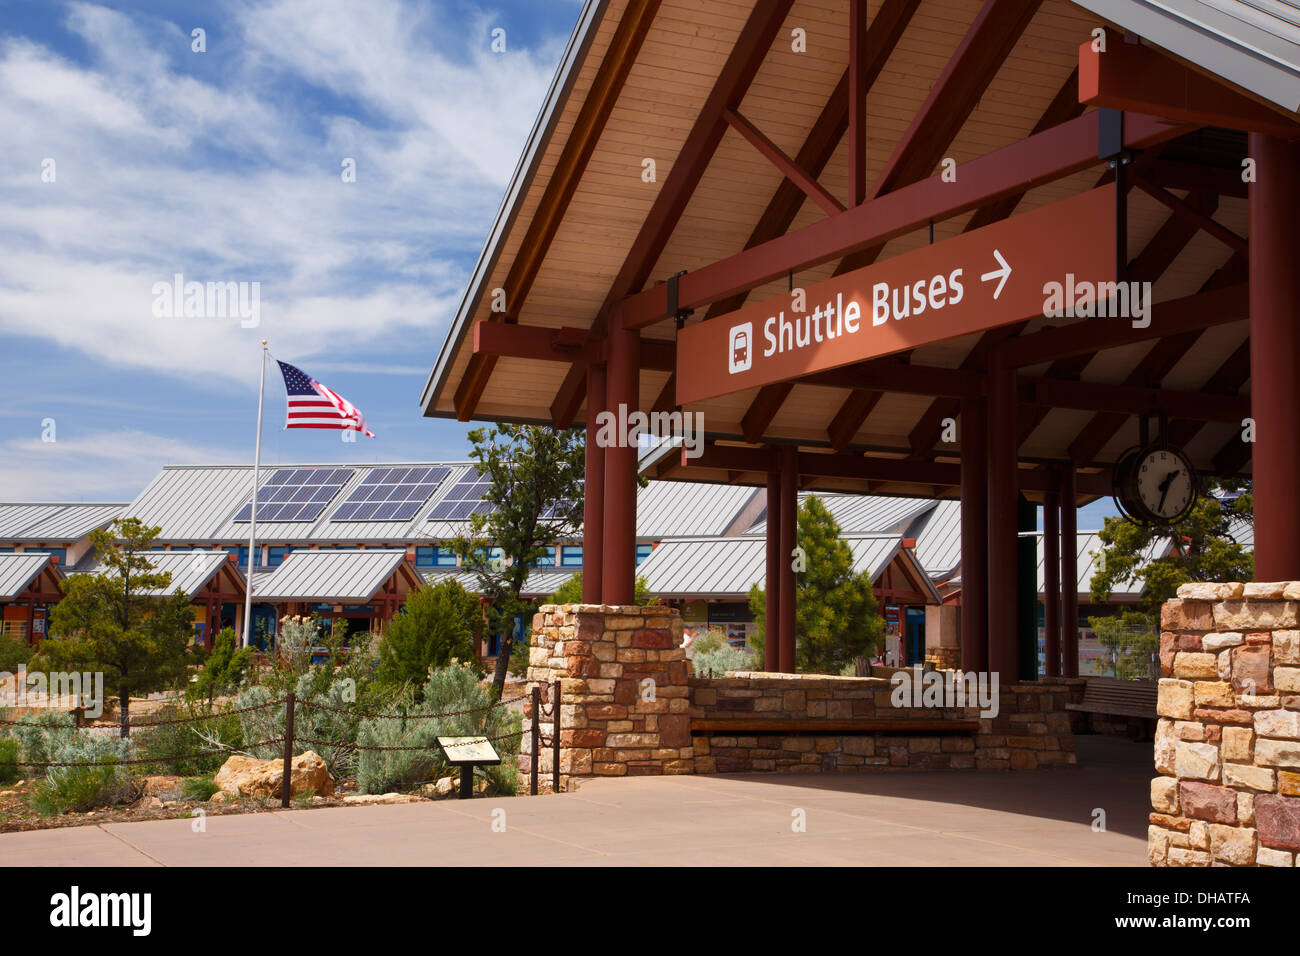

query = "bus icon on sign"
[729,322,752,374]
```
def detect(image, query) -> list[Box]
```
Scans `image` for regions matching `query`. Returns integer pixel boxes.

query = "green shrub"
[0,634,31,673]
[187,628,253,705]
[12,709,77,770]
[692,642,756,678]
[29,733,135,815]
[356,662,522,795]
[0,738,18,785]
[132,701,244,776]
[375,579,478,689]
[181,777,220,801]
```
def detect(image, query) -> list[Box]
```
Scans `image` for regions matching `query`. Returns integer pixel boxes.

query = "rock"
[1208,824,1256,866]
[1150,777,1179,814]
[214,751,335,799]
[1179,781,1236,823]
[209,790,230,804]
[147,796,164,808]
[342,793,423,805]
[0,791,16,798]
[1157,679,1194,719]
[1173,741,1220,781]
[141,775,183,797]
[1255,794,1300,851]
[1255,709,1300,739]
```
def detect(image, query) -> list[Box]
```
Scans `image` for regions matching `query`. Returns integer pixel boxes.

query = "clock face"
[1136,448,1195,521]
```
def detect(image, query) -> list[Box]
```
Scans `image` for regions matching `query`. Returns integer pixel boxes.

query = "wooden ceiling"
[424,0,1274,497]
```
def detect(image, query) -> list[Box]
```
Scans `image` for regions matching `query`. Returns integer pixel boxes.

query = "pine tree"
[375,578,480,688]
[748,495,884,673]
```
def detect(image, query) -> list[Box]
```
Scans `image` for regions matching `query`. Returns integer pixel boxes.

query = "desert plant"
[0,738,18,785]
[236,674,383,777]
[0,634,31,673]
[181,776,220,801]
[375,579,478,690]
[12,709,78,771]
[29,732,135,815]
[187,628,253,706]
[692,642,756,678]
[132,700,244,776]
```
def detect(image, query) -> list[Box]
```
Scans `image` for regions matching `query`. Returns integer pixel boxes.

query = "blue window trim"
[560,545,583,568]
[415,545,459,568]
[635,543,652,566]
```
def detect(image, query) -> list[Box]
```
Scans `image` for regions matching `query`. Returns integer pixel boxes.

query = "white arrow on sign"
[980,249,1012,300]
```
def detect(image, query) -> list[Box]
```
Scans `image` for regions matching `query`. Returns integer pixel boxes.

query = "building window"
[266,547,293,568]
[560,545,583,568]
[24,547,67,563]
[415,546,458,568]
[223,546,262,568]
[635,543,652,566]
[533,546,556,567]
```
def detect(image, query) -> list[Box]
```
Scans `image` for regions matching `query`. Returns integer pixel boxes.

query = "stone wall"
[1149,582,1300,867]
[691,672,1076,773]
[522,604,693,791]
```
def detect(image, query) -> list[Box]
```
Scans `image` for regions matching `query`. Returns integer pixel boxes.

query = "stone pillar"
[525,604,693,789]
[1150,581,1300,866]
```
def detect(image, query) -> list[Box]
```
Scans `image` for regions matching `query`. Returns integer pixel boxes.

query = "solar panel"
[232,468,355,523]
[330,465,451,522]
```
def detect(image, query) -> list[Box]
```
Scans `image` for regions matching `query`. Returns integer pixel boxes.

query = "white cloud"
[0,0,562,387]
[0,428,245,500]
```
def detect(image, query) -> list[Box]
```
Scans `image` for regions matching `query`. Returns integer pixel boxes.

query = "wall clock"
[1113,444,1198,525]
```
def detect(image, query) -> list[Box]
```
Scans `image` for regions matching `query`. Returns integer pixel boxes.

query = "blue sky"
[0,0,1118,529]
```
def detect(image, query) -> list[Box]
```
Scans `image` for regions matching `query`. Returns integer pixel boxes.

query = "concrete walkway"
[1,737,1151,866]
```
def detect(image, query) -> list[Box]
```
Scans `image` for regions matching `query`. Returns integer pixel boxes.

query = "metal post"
[242,341,269,648]
[552,679,561,794]
[986,354,1019,683]
[1248,133,1300,580]
[530,685,540,796]
[764,470,781,672]
[1061,465,1079,679]
[1043,485,1061,678]
[458,764,474,799]
[960,396,988,673]
[778,444,798,673]
[281,691,295,809]
[583,364,607,603]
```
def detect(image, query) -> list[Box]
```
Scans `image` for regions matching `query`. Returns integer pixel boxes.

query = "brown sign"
[675,185,1116,405]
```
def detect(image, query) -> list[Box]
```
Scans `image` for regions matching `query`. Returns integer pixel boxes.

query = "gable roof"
[73,550,240,598]
[255,549,417,603]
[0,503,126,543]
[0,553,58,600]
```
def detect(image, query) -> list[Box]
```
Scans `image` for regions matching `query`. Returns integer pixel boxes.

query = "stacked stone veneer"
[692,673,1077,772]
[1149,582,1300,867]
[522,604,693,791]
[522,605,1078,787]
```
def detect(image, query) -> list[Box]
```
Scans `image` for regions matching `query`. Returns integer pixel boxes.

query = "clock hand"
[1157,469,1181,513]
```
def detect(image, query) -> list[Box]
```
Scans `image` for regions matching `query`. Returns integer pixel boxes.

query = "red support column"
[764,470,781,672]
[986,355,1019,682]
[778,444,798,673]
[960,396,988,673]
[583,363,607,603]
[1043,484,1061,678]
[1248,133,1300,581]
[1061,464,1079,678]
[601,318,639,605]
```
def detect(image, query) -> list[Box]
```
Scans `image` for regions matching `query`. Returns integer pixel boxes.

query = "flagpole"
[242,340,269,648]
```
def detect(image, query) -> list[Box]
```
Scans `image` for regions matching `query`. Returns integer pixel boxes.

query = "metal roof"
[637,481,758,538]
[0,553,54,600]
[255,549,411,603]
[74,550,234,597]
[636,533,939,602]
[911,500,964,580]
[1074,0,1300,112]
[743,493,937,537]
[424,567,577,600]
[1034,531,1171,598]
[0,503,125,543]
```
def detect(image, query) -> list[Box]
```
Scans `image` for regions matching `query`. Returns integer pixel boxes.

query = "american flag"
[277,360,375,437]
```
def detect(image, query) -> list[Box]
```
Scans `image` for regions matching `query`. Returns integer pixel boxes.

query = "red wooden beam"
[723,108,844,216]
[1023,376,1249,422]
[1133,176,1249,257]
[802,361,983,398]
[1078,34,1300,140]
[998,283,1247,368]
[827,388,882,451]
[848,0,869,206]
[473,321,603,364]
[453,0,662,420]
[547,0,798,426]
[740,382,795,443]
[618,111,1190,328]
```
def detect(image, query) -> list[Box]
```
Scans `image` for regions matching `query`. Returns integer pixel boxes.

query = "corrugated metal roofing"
[743,493,937,537]
[255,549,410,603]
[636,534,936,601]
[1034,532,1171,597]
[0,503,125,542]
[0,553,53,600]
[912,500,963,579]
[424,567,577,599]
[1073,0,1300,111]
[636,481,758,539]
[72,550,231,597]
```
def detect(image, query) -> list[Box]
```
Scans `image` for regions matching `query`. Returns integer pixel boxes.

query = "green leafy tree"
[447,423,585,699]
[1091,478,1253,614]
[1088,611,1159,679]
[187,627,253,707]
[747,495,884,673]
[546,572,655,607]
[36,518,199,737]
[376,578,481,689]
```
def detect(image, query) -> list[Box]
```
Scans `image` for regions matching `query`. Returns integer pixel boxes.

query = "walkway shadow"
[703,734,1153,841]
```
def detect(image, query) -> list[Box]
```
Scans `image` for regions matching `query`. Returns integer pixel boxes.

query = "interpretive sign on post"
[437,736,502,799]
[675,185,1116,405]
